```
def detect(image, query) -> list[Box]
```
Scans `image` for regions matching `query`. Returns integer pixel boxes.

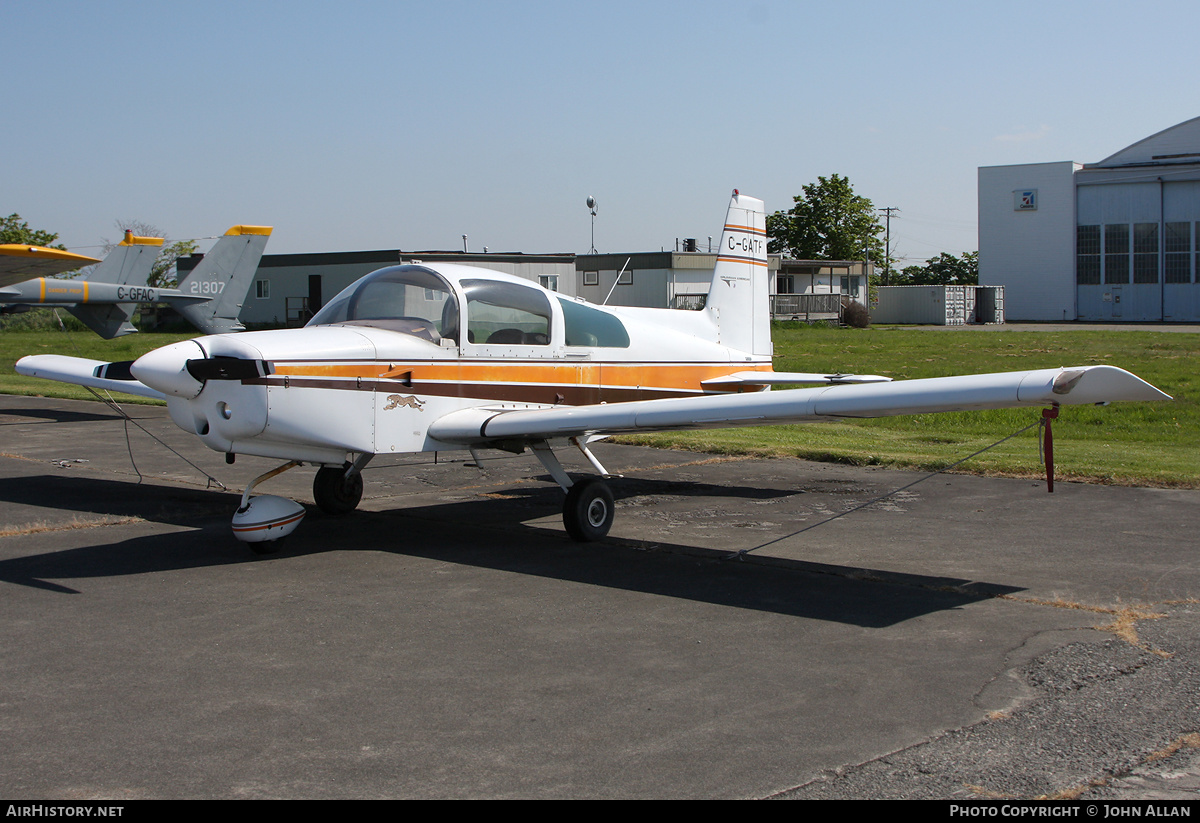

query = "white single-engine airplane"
[16,192,1170,550]
[0,225,271,338]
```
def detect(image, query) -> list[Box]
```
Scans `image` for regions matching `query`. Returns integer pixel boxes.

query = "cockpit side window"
[557,297,630,347]
[462,279,552,345]
[307,266,459,343]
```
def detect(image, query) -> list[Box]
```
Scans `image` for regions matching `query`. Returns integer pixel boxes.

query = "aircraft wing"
[428,365,1170,445]
[0,245,102,289]
[701,370,892,386]
[15,355,165,401]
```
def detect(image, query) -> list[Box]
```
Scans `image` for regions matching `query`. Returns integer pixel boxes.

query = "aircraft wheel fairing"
[232,495,305,546]
[313,464,364,515]
[563,477,614,542]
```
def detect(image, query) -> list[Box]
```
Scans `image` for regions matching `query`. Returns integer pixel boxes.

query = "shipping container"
[871,285,1005,325]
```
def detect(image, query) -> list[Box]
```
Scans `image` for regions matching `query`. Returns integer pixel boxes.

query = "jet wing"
[0,245,102,289]
[429,365,1170,445]
[15,354,165,401]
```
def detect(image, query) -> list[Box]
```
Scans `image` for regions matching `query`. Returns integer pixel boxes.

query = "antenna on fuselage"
[602,257,631,306]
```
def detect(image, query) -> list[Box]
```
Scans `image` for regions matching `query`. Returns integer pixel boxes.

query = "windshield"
[308,265,459,343]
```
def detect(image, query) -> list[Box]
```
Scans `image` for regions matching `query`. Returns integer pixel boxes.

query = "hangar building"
[979,116,1200,321]
[179,246,870,327]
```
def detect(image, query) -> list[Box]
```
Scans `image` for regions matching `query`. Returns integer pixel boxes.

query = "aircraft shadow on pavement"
[0,406,125,426]
[0,512,1017,628]
[458,472,806,505]
[0,473,238,524]
[313,499,1023,628]
[0,473,244,594]
[0,472,1022,627]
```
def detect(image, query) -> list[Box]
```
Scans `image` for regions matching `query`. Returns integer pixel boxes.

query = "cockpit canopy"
[308,263,629,349]
[308,265,458,342]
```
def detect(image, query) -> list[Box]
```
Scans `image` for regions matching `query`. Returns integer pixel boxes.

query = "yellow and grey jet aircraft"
[0,225,271,338]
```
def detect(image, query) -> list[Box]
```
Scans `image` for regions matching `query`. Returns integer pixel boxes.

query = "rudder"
[704,190,770,357]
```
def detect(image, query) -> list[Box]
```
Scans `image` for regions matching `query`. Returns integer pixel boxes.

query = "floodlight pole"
[586,196,598,254]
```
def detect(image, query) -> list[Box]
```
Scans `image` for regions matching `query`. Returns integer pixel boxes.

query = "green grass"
[619,323,1199,488]
[1,330,196,404]
[1,323,1196,487]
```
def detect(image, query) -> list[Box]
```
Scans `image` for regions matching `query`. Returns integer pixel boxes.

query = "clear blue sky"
[6,0,1198,266]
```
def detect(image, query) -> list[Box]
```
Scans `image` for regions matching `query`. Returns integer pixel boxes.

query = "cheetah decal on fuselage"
[384,394,425,411]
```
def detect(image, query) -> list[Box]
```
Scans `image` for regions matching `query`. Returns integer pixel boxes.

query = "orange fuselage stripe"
[272,360,772,393]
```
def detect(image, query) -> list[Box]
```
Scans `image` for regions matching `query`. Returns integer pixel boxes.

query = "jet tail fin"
[704,190,770,357]
[168,225,271,334]
[58,234,162,338]
[85,233,164,285]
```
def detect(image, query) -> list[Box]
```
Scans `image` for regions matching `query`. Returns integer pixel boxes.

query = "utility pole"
[878,207,899,285]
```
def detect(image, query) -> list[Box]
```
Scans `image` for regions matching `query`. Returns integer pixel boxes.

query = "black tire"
[313,464,364,516]
[247,539,284,556]
[562,477,614,542]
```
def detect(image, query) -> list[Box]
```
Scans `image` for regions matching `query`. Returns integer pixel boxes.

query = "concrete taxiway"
[1,394,1198,799]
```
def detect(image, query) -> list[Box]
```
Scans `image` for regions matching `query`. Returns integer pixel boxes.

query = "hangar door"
[1077,180,1200,321]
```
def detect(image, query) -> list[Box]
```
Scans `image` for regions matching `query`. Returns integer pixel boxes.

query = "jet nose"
[131,340,207,398]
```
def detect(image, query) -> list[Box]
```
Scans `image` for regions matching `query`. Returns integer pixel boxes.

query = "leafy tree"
[147,239,199,289]
[891,252,978,286]
[892,265,924,287]
[766,175,886,264]
[0,213,65,249]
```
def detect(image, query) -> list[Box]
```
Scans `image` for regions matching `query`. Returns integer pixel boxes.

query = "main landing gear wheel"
[248,540,283,557]
[313,464,364,515]
[563,477,614,542]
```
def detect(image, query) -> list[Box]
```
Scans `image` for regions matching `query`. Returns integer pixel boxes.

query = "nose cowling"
[132,337,272,399]
[131,340,208,398]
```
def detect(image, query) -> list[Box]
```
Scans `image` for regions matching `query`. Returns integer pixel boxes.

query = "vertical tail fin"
[169,225,271,334]
[705,190,770,357]
[84,233,163,285]
[67,234,164,338]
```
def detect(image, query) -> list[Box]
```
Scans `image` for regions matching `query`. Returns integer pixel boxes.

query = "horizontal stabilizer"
[429,365,1170,445]
[65,303,138,339]
[15,354,165,400]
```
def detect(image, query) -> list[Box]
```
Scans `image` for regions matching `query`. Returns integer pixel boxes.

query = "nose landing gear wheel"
[563,477,614,542]
[313,464,364,515]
